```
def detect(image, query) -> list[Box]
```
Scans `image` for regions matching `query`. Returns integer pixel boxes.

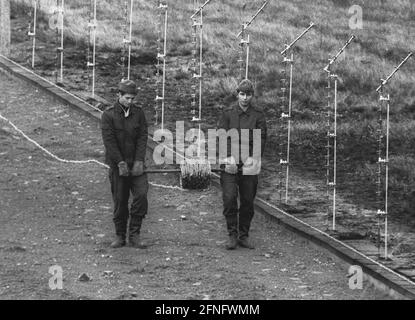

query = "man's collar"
[237,103,252,115]
[115,101,126,111]
[115,101,134,113]
[115,101,135,117]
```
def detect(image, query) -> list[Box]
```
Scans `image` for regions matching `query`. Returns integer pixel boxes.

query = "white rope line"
[0,54,103,113]
[0,113,183,191]
[149,182,184,191]
[0,113,107,167]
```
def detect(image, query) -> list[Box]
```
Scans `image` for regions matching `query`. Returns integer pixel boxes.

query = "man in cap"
[217,79,267,250]
[101,80,149,248]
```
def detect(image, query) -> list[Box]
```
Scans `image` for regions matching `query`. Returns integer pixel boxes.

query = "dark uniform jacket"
[217,101,267,164]
[101,102,148,168]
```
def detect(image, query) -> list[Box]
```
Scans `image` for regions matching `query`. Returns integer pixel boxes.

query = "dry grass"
[10,0,415,126]
[10,0,414,110]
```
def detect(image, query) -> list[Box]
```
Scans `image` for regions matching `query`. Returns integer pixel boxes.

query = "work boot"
[224,214,238,250]
[128,216,146,248]
[129,234,147,249]
[238,237,255,249]
[238,214,254,249]
[110,235,126,248]
[225,235,238,250]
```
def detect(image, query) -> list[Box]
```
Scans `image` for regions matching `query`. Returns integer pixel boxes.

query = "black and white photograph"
[0,0,414,305]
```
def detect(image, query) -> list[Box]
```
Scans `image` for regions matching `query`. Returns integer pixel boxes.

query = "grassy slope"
[12,0,415,110]
[10,0,415,210]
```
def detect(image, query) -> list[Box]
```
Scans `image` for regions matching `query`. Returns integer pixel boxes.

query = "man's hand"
[242,157,261,176]
[131,160,144,176]
[118,161,129,177]
[222,156,238,175]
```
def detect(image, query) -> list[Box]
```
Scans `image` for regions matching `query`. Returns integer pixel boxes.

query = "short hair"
[236,79,254,95]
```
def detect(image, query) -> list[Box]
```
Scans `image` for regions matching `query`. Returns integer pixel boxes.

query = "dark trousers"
[109,168,149,238]
[220,172,258,239]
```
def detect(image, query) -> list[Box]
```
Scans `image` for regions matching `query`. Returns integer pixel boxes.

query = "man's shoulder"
[103,104,115,113]
[101,106,114,121]
[131,104,146,119]
[251,103,264,113]
[222,102,238,113]
[131,104,144,113]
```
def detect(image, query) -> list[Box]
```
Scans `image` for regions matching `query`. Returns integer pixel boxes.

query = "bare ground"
[0,73,391,300]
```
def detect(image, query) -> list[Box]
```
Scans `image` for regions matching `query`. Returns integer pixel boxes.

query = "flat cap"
[237,79,254,94]
[118,79,138,95]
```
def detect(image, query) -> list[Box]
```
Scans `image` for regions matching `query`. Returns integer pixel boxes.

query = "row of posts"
[5,0,415,260]
[236,7,413,261]
[0,0,11,56]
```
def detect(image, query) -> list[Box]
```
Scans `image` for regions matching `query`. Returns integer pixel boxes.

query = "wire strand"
[0,113,184,191]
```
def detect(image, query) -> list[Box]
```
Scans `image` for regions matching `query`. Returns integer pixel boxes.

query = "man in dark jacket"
[218,79,267,250]
[101,80,148,248]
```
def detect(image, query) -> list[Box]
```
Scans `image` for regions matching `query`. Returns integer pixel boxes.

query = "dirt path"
[0,74,390,300]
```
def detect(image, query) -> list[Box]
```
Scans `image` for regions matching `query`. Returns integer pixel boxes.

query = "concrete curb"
[1,55,415,300]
